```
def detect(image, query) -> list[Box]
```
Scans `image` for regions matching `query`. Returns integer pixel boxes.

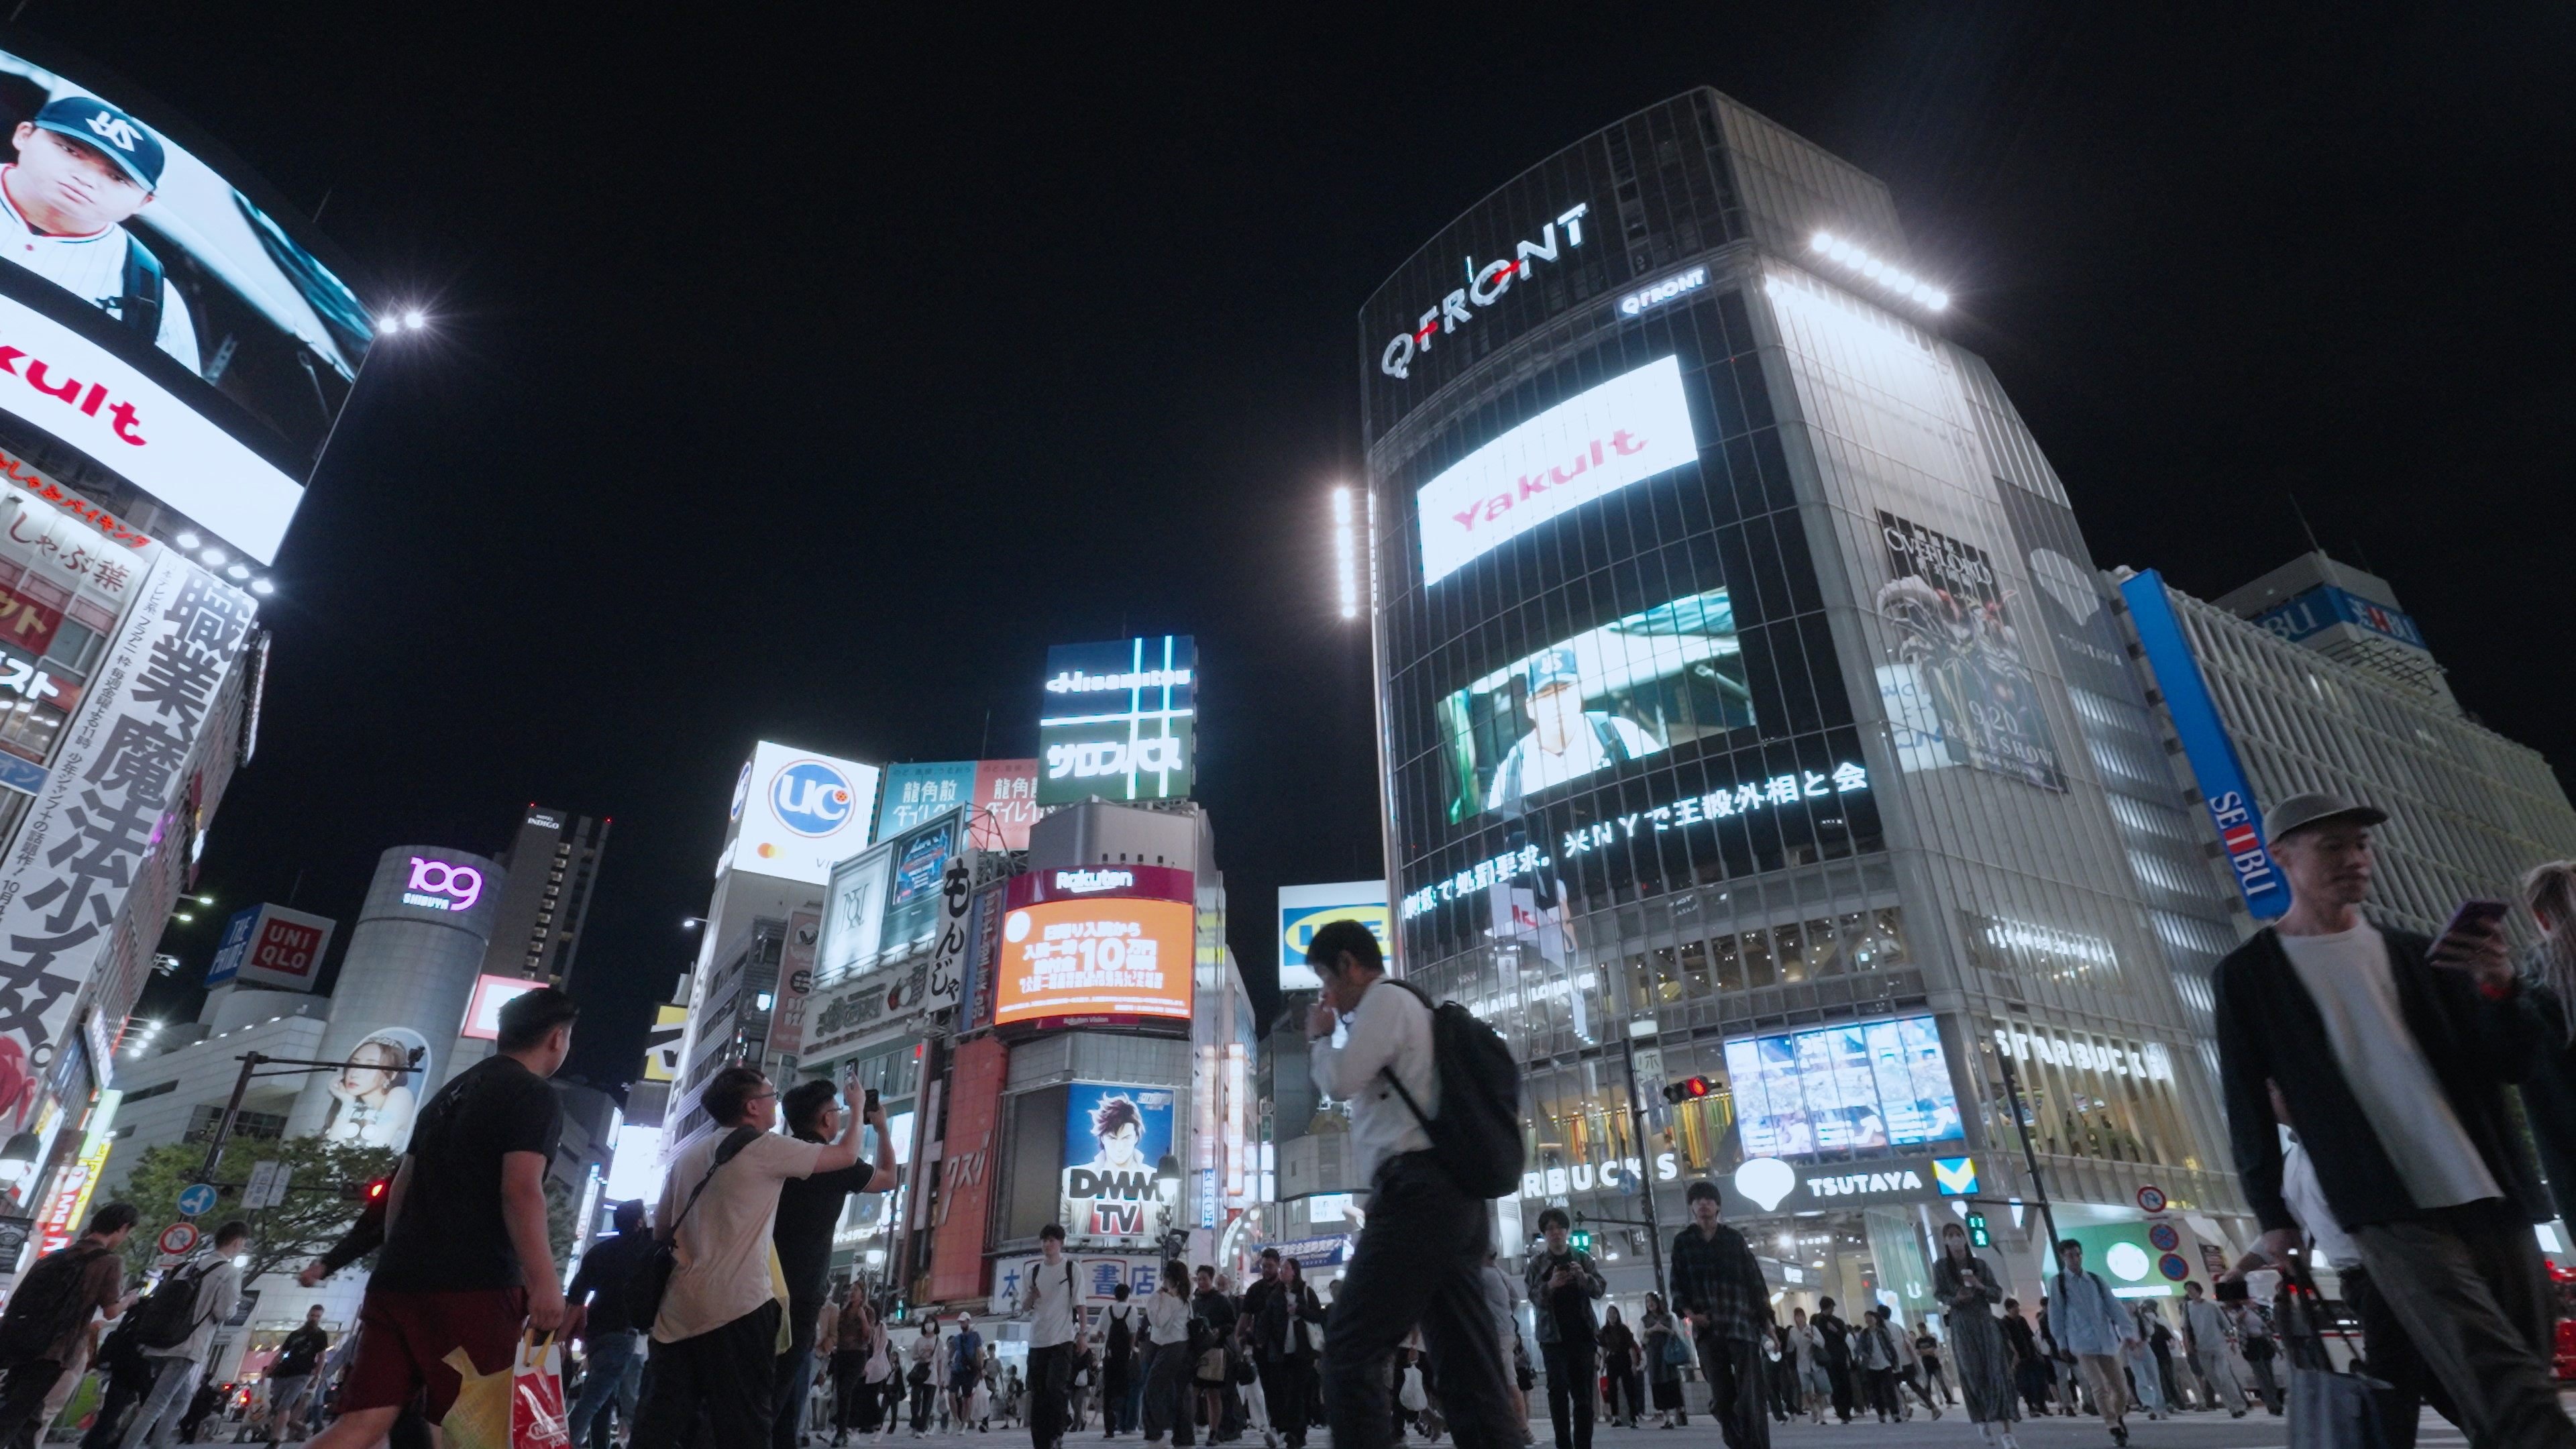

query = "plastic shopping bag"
[511,1332,570,1449]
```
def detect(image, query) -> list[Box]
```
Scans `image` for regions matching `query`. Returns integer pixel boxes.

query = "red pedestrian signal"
[1660,1075,1717,1104]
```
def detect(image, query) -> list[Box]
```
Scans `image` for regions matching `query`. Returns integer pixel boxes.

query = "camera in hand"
[2214,1278,2251,1303]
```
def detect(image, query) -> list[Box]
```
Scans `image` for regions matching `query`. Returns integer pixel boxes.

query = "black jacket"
[2213,922,2550,1232]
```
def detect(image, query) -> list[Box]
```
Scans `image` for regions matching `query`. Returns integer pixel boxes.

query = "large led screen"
[1061,1082,1177,1242]
[1440,586,1753,821]
[731,740,880,886]
[1723,1016,1963,1158]
[1038,635,1195,806]
[995,896,1193,1026]
[1415,354,1697,586]
[0,48,372,564]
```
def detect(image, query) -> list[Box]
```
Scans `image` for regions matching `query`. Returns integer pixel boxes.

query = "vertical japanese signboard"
[769,908,821,1060]
[926,1036,1007,1301]
[0,553,251,1132]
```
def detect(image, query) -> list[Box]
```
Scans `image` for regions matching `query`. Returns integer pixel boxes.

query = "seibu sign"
[1380,203,1591,381]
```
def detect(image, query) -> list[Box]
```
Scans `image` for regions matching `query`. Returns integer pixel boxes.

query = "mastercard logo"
[757,842,780,859]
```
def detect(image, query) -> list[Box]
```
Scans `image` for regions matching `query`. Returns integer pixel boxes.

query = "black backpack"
[1377,978,1523,1198]
[126,1257,216,1352]
[0,1242,113,1365]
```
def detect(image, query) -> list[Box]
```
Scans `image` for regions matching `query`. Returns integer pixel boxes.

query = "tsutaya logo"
[1415,354,1699,586]
[1381,203,1589,382]
[769,759,857,837]
[1735,1155,1929,1210]
[1053,868,1135,895]
[402,857,483,912]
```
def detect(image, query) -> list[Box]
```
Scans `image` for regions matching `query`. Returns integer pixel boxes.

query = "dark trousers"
[1601,1364,1640,1424]
[1690,1330,1770,1449]
[1860,1366,1899,1420]
[1142,1342,1195,1446]
[1102,1359,1132,1434]
[1320,1155,1517,1449]
[634,1301,782,1449]
[1821,1357,1855,1421]
[0,1358,62,1449]
[910,1377,936,1432]
[2349,1199,2576,1449]
[79,1361,150,1449]
[774,1326,822,1449]
[1028,1342,1071,1449]
[1270,1358,1315,1446]
[829,1352,871,1431]
[1539,1342,1595,1449]
[2344,1263,2459,1449]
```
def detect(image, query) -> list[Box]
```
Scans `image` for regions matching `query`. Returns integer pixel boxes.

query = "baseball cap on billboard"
[1525,647,1584,695]
[32,96,165,191]
[2264,790,2387,843]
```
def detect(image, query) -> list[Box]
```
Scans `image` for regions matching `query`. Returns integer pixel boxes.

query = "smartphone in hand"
[2441,898,2510,940]
[863,1087,881,1115]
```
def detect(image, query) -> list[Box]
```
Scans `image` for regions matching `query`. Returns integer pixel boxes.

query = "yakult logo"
[769,759,856,837]
[402,857,484,912]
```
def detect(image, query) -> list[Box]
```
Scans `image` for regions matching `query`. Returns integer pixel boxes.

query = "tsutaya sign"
[1380,203,1591,381]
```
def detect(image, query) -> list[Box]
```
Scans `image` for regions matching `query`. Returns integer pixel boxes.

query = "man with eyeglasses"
[634,1064,870,1449]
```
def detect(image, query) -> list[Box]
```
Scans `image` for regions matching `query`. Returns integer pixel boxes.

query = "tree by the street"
[112,1134,398,1285]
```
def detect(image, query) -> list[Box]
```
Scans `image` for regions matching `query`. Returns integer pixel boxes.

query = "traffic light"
[343,1177,390,1203]
[1661,1075,1717,1104]
[1569,1230,1594,1253]
[1965,1212,1991,1249]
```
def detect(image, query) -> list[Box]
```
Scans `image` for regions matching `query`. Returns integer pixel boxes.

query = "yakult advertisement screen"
[0,43,374,564]
[994,896,1194,1026]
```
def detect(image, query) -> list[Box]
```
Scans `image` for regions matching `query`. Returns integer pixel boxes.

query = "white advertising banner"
[0,294,303,564]
[0,550,254,1133]
[733,740,880,886]
[1415,354,1699,586]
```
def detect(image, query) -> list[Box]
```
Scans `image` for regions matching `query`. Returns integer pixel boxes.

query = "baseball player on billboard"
[0,95,199,370]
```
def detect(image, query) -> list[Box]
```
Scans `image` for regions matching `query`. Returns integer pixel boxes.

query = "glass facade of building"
[1360,91,2245,1307]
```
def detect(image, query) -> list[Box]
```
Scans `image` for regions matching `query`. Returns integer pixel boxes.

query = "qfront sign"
[1414,354,1698,587]
[1379,203,1589,381]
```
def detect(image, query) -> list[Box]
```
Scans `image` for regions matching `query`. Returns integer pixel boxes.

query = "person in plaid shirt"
[1668,1182,1776,1449]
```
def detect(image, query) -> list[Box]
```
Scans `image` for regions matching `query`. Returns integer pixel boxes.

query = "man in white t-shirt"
[1016,1224,1082,1449]
[0,96,198,370]
[633,1063,875,1449]
[2213,792,2573,1448]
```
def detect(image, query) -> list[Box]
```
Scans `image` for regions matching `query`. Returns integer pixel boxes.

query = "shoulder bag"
[624,1126,759,1328]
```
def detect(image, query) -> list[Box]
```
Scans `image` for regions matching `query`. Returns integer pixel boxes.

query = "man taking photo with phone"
[770,1077,893,1449]
[2213,792,2576,1446]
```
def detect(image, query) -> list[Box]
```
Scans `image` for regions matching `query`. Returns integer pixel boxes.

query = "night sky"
[62,7,2573,1089]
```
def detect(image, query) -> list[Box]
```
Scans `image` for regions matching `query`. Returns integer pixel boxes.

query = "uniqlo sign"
[205,903,335,992]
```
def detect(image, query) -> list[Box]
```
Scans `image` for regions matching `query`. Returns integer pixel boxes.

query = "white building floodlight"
[1807,229,1950,313]
[1332,486,1360,621]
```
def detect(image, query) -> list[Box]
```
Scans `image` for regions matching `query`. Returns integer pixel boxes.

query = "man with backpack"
[119,1218,248,1449]
[2045,1240,2140,1446]
[0,1202,139,1442]
[1303,919,1517,1449]
[261,1304,330,1448]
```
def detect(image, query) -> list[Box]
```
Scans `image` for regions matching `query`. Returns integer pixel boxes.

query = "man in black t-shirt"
[303,988,577,1449]
[771,1077,894,1449]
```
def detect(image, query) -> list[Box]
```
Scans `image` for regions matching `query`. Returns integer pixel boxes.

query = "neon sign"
[402,857,484,912]
[1380,203,1590,381]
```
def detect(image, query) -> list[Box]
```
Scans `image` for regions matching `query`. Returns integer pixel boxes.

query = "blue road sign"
[176,1183,218,1218]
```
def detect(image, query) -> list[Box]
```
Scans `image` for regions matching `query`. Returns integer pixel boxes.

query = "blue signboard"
[2120,571,2288,918]
[176,1183,218,1218]
[875,761,978,845]
[2246,584,2428,651]
[202,906,262,987]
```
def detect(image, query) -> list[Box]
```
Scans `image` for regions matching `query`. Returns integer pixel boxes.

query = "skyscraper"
[479,806,610,986]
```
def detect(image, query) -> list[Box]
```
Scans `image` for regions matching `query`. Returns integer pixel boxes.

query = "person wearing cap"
[2211,791,2575,1447]
[1484,647,1660,812]
[0,96,197,368]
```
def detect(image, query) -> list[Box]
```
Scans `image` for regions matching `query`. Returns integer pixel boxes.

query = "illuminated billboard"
[995,896,1194,1026]
[731,740,879,885]
[1061,1082,1177,1242]
[0,46,373,566]
[458,974,544,1040]
[1037,636,1194,806]
[1874,513,2065,792]
[642,1004,686,1082]
[1277,882,1387,993]
[1414,354,1698,587]
[203,903,333,991]
[876,761,975,843]
[1722,1015,1964,1159]
[1440,586,1752,821]
[877,759,1040,849]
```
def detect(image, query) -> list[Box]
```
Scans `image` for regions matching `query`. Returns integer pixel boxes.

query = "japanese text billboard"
[0,550,251,1134]
[1038,636,1194,806]
[1061,1081,1177,1243]
[875,761,975,844]
[0,44,373,565]
[994,896,1194,1026]
[970,758,1038,850]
